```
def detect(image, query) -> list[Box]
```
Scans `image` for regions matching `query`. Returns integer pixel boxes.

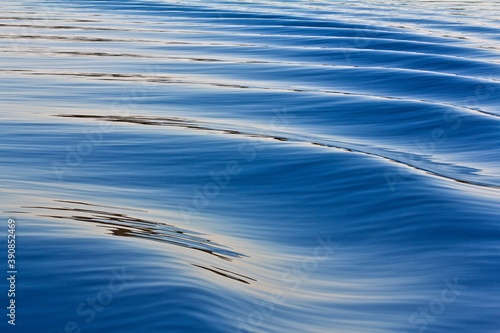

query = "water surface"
[0,1,499,332]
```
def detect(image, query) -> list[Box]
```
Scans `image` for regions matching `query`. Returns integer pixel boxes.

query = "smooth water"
[0,0,499,332]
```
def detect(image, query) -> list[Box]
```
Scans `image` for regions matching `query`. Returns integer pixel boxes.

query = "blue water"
[1,0,499,332]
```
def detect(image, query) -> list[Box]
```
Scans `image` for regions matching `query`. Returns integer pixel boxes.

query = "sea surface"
[0,0,499,332]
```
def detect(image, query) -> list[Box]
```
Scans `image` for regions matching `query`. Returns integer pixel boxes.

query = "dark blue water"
[1,0,499,332]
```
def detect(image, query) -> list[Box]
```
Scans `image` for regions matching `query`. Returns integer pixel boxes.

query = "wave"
[1,0,499,332]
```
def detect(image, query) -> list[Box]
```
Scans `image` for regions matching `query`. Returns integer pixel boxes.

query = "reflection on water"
[23,200,246,263]
[55,113,500,189]
[191,264,256,285]
[1,0,499,332]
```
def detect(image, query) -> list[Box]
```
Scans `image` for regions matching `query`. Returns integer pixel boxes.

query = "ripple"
[22,199,248,263]
[1,0,499,332]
